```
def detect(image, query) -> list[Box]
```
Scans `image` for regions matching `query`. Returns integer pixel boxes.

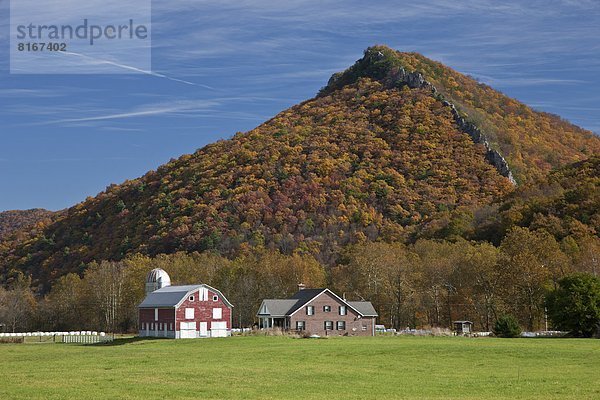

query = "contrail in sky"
[61,51,216,90]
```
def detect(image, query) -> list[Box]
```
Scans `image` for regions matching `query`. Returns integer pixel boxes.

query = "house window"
[185,308,195,319]
[337,321,346,330]
[362,325,367,331]
[213,307,222,319]
[154,308,159,321]
[339,306,347,315]
[189,295,195,302]
[323,305,331,312]
[306,306,314,316]
[324,321,333,330]
[296,321,305,331]
[213,295,219,302]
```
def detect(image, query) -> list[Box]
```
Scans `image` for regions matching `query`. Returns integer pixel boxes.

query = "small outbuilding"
[453,320,473,335]
[138,269,233,339]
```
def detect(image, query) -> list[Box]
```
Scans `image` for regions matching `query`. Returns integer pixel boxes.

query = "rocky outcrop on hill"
[390,64,517,185]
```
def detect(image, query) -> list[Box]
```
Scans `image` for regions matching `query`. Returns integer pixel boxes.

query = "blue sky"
[0,0,599,211]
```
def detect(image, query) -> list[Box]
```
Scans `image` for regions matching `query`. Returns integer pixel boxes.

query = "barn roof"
[138,284,233,308]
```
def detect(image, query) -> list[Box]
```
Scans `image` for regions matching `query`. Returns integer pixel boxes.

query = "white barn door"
[211,321,227,337]
[180,322,196,339]
[199,322,208,337]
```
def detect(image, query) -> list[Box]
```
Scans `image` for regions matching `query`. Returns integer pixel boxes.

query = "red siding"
[139,308,175,326]
[175,288,232,330]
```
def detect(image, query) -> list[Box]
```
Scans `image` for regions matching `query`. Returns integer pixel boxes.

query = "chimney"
[298,283,306,291]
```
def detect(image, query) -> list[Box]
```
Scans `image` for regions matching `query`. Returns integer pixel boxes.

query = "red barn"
[138,269,233,339]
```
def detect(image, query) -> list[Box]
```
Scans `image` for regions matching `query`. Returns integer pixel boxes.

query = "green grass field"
[0,335,599,399]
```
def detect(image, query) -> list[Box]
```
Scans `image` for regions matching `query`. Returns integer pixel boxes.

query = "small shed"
[453,320,473,335]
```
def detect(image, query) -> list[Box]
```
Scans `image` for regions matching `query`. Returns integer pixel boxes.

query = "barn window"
[296,321,305,331]
[339,306,347,315]
[213,295,218,302]
[188,295,195,302]
[323,305,331,312]
[213,308,222,319]
[185,308,195,319]
[336,321,346,330]
[362,325,367,331]
[306,306,314,316]
[324,321,333,330]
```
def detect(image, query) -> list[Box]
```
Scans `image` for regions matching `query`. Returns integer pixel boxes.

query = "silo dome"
[145,268,171,294]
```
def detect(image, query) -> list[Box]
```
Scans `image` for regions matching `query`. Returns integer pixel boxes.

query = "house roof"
[256,288,378,318]
[257,299,300,317]
[287,288,327,314]
[348,301,378,317]
[138,284,233,308]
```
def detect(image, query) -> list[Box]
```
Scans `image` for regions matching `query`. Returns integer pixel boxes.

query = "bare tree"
[0,274,36,332]
[84,261,127,332]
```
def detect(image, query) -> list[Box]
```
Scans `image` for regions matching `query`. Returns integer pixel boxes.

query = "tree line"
[0,227,598,334]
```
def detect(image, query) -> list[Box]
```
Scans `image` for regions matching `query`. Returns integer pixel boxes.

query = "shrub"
[546,273,600,338]
[493,315,522,338]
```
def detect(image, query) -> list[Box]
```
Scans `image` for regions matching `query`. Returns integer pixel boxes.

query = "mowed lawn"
[0,336,599,399]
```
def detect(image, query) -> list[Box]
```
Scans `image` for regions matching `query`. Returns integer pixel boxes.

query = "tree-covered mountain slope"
[476,156,600,244]
[0,209,55,240]
[1,46,598,289]
[322,46,599,184]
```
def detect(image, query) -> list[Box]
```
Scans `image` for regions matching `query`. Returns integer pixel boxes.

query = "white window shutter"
[200,287,208,301]
[185,308,195,319]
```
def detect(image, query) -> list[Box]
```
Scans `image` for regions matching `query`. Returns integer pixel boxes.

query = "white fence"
[0,331,113,344]
[521,331,567,338]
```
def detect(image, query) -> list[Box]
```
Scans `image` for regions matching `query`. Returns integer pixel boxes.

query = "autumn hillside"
[0,209,55,240]
[322,46,599,184]
[475,155,600,244]
[0,46,598,290]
